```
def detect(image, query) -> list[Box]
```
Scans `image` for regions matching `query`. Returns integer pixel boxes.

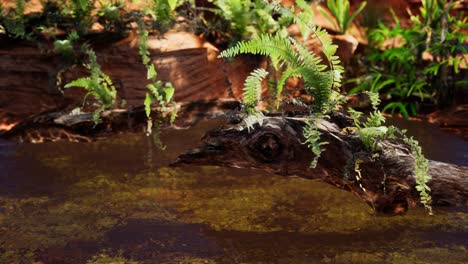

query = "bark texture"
[173,114,468,215]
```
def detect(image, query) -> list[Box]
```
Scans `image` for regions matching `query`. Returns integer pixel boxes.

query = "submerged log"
[173,114,468,215]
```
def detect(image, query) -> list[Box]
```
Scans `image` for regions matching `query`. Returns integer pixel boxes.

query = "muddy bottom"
[0,118,467,263]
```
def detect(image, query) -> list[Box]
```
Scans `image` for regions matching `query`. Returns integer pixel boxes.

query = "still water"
[0,118,466,263]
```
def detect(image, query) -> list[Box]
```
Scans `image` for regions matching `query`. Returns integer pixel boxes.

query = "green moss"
[86,251,140,264]
[0,140,465,262]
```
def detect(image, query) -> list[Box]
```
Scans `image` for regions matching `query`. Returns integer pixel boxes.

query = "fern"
[218,1,344,169]
[137,19,151,66]
[243,68,269,113]
[346,91,433,212]
[64,47,117,123]
[404,136,432,214]
[219,34,299,66]
[303,115,329,168]
[219,33,340,112]
[220,0,344,113]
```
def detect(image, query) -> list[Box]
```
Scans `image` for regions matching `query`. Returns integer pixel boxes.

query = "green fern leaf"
[144,93,152,118]
[243,68,269,109]
[64,77,93,90]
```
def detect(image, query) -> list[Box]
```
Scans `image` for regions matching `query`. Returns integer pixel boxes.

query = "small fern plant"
[54,32,80,60]
[220,1,344,113]
[347,91,388,152]
[64,47,117,123]
[346,91,432,213]
[219,1,344,167]
[138,22,177,136]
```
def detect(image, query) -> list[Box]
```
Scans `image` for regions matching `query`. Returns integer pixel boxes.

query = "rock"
[0,32,258,131]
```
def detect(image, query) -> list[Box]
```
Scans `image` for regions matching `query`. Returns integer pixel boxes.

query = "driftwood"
[0,99,240,143]
[173,114,468,215]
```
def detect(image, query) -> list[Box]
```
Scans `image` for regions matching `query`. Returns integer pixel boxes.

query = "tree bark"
[173,113,468,215]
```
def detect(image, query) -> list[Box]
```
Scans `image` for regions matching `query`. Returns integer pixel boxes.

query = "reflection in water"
[385,116,468,166]
[0,119,466,263]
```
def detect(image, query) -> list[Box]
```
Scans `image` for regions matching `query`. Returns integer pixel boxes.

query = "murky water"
[0,118,467,263]
[385,116,468,166]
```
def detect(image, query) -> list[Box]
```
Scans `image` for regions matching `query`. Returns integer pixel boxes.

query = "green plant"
[351,0,467,115]
[58,0,95,34]
[54,31,79,59]
[346,91,432,213]
[219,1,344,167]
[145,0,182,33]
[211,0,287,41]
[317,0,367,34]
[0,0,33,40]
[205,0,298,45]
[137,23,177,137]
[64,46,117,123]
[219,33,343,113]
[303,115,329,168]
[347,91,389,151]
[404,136,432,214]
[96,0,126,32]
[144,64,177,135]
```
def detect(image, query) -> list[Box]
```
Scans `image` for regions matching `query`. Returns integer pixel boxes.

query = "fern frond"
[243,68,269,110]
[291,38,324,71]
[365,111,386,127]
[276,68,300,107]
[294,0,315,39]
[297,68,332,111]
[219,34,301,67]
[347,108,363,128]
[365,91,381,111]
[243,111,266,132]
[303,115,328,168]
[64,77,93,90]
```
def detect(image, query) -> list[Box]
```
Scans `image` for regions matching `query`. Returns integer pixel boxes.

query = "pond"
[0,117,467,263]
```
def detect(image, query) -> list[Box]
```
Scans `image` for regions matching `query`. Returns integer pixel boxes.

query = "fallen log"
[173,114,468,215]
[0,99,240,143]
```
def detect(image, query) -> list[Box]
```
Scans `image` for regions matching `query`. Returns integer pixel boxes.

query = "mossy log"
[173,114,468,215]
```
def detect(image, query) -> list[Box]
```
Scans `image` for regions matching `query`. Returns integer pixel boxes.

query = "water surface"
[0,118,466,263]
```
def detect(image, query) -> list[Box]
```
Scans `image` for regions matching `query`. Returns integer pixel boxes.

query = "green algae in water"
[1,130,467,263]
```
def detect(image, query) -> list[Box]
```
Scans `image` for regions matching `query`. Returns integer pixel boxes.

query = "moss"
[1,138,466,263]
[86,251,140,264]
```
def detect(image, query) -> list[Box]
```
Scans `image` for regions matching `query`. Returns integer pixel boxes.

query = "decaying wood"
[173,114,468,215]
[0,99,240,143]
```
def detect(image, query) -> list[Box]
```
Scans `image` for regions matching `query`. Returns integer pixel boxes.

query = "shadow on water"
[0,118,467,263]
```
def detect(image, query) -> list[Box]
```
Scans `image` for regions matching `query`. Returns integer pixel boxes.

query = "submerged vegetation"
[0,137,465,263]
